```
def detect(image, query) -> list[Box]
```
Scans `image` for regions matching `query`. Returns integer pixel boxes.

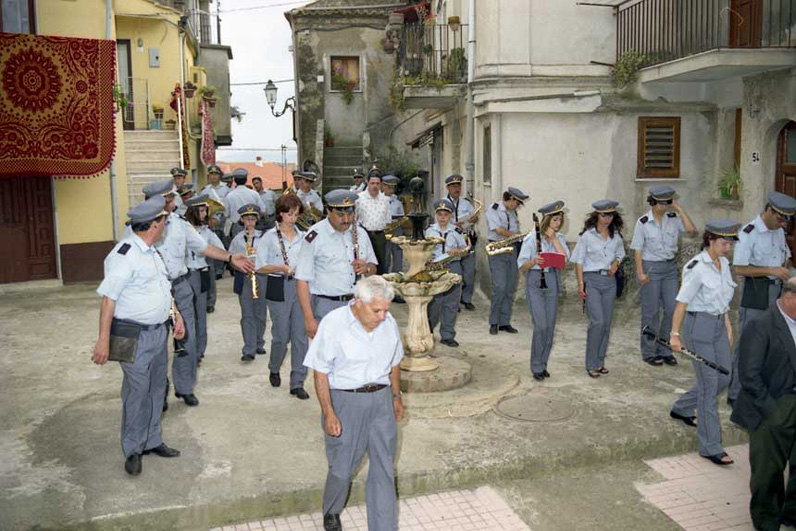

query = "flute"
[641,326,730,374]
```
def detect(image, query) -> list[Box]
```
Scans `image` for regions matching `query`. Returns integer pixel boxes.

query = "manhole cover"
[494,391,576,423]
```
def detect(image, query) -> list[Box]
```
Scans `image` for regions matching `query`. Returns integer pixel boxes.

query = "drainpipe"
[107,0,119,241]
[463,0,475,192]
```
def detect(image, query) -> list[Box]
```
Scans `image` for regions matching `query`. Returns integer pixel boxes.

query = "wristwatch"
[393,391,402,399]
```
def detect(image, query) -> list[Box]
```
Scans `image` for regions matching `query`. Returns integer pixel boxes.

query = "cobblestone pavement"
[211,486,531,531]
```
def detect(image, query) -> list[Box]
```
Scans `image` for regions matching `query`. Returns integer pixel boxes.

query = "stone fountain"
[383,178,469,387]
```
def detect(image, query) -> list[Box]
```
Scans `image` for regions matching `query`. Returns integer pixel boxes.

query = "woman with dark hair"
[518,200,569,380]
[184,195,224,365]
[669,221,739,466]
[255,194,311,399]
[571,200,626,378]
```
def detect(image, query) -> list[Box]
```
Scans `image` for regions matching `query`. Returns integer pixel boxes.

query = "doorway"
[775,121,796,255]
[116,39,134,130]
[730,0,763,48]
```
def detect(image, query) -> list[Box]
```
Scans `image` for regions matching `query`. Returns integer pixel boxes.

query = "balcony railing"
[617,0,795,66]
[399,23,469,84]
[187,11,222,46]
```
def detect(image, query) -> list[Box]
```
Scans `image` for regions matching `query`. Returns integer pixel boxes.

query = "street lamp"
[264,80,297,141]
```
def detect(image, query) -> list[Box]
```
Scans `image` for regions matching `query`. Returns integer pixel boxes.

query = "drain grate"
[494,391,576,423]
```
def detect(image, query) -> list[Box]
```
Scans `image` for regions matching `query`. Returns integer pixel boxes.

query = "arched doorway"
[775,121,796,255]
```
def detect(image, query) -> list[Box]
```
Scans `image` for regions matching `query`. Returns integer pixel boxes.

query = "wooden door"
[776,121,796,256]
[0,176,56,283]
[730,0,763,47]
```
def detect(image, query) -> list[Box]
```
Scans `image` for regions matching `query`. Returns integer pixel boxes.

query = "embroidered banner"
[0,33,116,178]
[169,84,190,169]
[200,98,215,166]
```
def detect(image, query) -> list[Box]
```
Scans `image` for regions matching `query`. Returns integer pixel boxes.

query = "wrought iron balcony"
[399,22,469,84]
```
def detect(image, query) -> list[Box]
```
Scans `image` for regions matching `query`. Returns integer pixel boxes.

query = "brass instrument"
[296,201,323,231]
[426,244,472,272]
[485,231,531,256]
[207,197,225,219]
[385,215,408,234]
[465,192,483,227]
[245,234,259,299]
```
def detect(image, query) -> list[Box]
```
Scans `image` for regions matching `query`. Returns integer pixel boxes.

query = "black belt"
[170,274,190,286]
[687,311,725,320]
[117,318,169,331]
[317,294,354,302]
[367,230,385,234]
[341,384,388,393]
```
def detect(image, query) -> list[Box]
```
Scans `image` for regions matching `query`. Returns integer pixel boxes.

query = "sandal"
[598,367,610,374]
[587,370,601,378]
[644,357,664,366]
[670,411,697,427]
[702,452,733,466]
[662,356,678,366]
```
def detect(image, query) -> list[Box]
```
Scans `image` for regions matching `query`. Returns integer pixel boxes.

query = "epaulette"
[743,224,755,234]
[667,212,678,218]
[305,230,318,243]
[455,227,464,234]
[686,260,698,270]
[639,216,649,224]
[491,203,499,210]
[117,243,131,255]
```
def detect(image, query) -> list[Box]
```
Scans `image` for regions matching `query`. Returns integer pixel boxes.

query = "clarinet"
[352,222,361,282]
[532,213,548,290]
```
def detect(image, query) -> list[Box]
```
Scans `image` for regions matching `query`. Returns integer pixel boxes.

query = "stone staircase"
[123,130,182,206]
[321,145,364,196]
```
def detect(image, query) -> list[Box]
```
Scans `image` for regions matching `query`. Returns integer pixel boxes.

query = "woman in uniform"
[184,194,223,364]
[255,194,311,400]
[669,221,739,466]
[571,200,626,378]
[229,204,266,362]
[518,201,569,380]
[426,198,469,347]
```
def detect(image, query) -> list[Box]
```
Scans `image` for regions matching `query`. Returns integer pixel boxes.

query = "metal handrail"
[399,23,469,83]
[122,77,151,130]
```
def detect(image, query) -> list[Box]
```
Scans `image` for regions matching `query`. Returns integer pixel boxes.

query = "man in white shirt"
[304,275,404,531]
[356,167,391,274]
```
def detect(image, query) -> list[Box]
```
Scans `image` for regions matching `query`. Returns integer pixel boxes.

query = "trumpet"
[245,237,259,300]
[485,231,530,256]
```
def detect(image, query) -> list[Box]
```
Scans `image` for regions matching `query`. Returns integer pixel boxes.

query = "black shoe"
[644,357,664,366]
[499,325,519,334]
[125,453,142,476]
[143,443,181,458]
[207,305,215,314]
[463,302,476,311]
[175,393,199,406]
[323,514,342,531]
[440,338,459,347]
[394,296,406,304]
[256,348,266,355]
[670,410,697,427]
[489,325,498,335]
[533,372,545,381]
[241,354,255,362]
[270,372,281,387]
[291,387,310,400]
[542,370,550,378]
[215,273,223,280]
[662,356,678,366]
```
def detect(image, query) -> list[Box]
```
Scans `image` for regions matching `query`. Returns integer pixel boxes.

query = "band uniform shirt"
[388,194,405,236]
[676,250,737,315]
[97,234,172,325]
[255,226,305,271]
[356,190,391,231]
[629,211,685,261]
[186,225,223,270]
[733,215,791,279]
[258,189,277,217]
[296,189,323,213]
[303,302,404,390]
[486,202,519,242]
[447,195,475,227]
[157,213,209,279]
[295,218,377,296]
[517,231,570,270]
[571,228,626,272]
[229,229,263,258]
[201,183,230,201]
[349,182,366,193]
[425,223,467,262]
[223,186,266,225]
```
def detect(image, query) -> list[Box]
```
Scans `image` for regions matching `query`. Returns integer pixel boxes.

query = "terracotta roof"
[217,162,296,190]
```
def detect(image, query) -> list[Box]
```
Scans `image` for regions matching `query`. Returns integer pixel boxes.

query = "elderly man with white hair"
[303,275,405,531]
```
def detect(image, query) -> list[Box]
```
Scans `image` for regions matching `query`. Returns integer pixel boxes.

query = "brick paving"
[636,444,753,531]
[210,486,531,531]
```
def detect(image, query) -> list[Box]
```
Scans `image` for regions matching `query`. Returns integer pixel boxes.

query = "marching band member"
[382,174,405,274]
[255,194,311,400]
[572,200,626,378]
[229,204,267,362]
[445,174,479,311]
[293,170,324,214]
[349,168,366,193]
[223,168,266,240]
[518,200,569,380]
[201,164,229,311]
[426,199,468,347]
[669,221,740,466]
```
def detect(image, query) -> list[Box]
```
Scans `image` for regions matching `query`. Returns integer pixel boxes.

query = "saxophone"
[385,215,408,234]
[485,231,531,256]
[245,234,259,299]
[426,243,472,272]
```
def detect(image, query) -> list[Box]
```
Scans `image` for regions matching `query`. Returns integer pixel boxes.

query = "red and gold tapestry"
[170,84,190,169]
[200,98,215,166]
[0,32,116,178]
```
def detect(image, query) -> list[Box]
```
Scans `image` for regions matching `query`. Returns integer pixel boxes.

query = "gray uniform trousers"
[120,323,168,457]
[583,272,617,372]
[460,251,476,304]
[323,387,398,530]
[671,311,732,456]
[267,278,309,389]
[639,260,678,360]
[728,282,781,403]
[526,269,560,374]
[172,279,198,395]
[428,261,463,341]
[312,295,349,322]
[488,250,518,326]
[386,241,404,273]
[207,259,219,308]
[188,269,208,358]
[239,273,267,356]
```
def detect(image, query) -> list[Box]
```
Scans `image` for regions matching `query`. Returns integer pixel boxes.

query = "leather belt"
[687,311,725,320]
[317,294,354,302]
[118,318,169,331]
[366,229,385,234]
[170,273,190,287]
[341,384,388,393]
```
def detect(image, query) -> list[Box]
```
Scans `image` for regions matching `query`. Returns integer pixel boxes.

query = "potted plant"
[422,43,433,55]
[718,167,741,199]
[198,85,217,99]
[164,119,176,130]
[184,82,197,98]
[112,83,129,113]
[447,15,460,31]
[324,124,335,147]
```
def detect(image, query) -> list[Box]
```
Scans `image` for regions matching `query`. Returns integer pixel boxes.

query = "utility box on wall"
[148,47,160,68]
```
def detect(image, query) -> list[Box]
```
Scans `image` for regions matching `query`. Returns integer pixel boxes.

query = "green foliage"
[198,85,217,97]
[324,124,335,145]
[112,83,129,111]
[331,72,355,105]
[404,73,447,91]
[369,146,420,182]
[718,167,741,199]
[388,71,405,113]
[611,51,650,90]
[448,47,467,82]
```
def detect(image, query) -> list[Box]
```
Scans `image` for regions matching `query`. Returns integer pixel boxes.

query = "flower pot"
[207,98,216,108]
[184,86,196,98]
[447,15,460,31]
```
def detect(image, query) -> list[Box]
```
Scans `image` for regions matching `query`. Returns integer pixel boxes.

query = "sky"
[215,0,312,164]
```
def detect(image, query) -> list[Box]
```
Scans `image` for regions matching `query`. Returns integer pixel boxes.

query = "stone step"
[126,160,182,173]
[124,150,182,163]
[123,130,180,141]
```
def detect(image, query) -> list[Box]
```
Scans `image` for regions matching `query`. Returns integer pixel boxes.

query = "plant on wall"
[611,51,649,90]
[388,71,406,112]
[331,71,356,105]
[112,83,129,113]
[324,124,335,147]
[718,167,741,200]
[448,47,467,82]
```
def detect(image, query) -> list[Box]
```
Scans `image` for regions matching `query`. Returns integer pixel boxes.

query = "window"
[637,117,681,178]
[483,124,492,185]
[330,56,361,92]
[1,0,34,33]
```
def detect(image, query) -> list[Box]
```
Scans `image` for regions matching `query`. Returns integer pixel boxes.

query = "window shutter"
[638,117,681,178]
